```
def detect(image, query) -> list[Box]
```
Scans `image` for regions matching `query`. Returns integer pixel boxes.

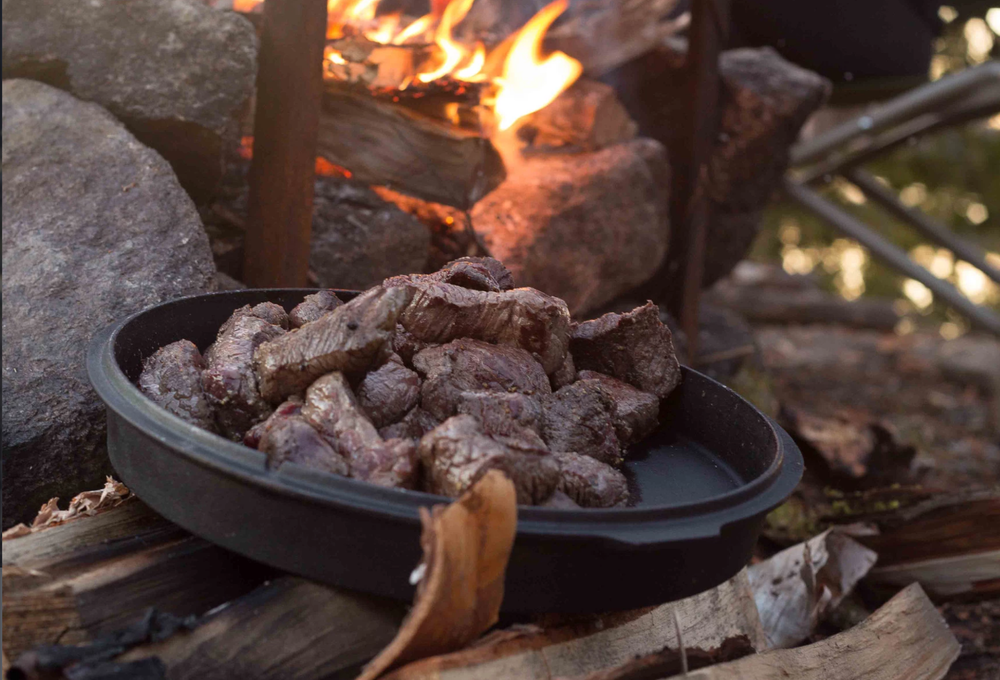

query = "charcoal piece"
[555,452,629,508]
[391,323,432,365]
[243,395,304,449]
[418,415,560,505]
[456,391,544,438]
[387,277,571,374]
[577,370,660,445]
[138,340,216,431]
[258,415,349,476]
[570,302,681,398]
[413,339,551,421]
[289,290,344,328]
[539,489,581,509]
[203,314,286,440]
[430,257,515,292]
[221,302,289,334]
[550,351,577,390]
[378,407,440,442]
[253,285,413,404]
[356,354,421,428]
[541,380,622,465]
[302,372,417,489]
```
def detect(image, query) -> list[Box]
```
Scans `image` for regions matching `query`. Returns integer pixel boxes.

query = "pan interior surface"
[623,432,743,506]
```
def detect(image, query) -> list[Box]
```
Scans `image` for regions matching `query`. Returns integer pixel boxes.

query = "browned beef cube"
[301,372,417,489]
[456,391,543,439]
[356,353,421,428]
[258,415,349,477]
[431,257,515,292]
[554,452,629,508]
[138,340,216,432]
[570,302,681,399]
[253,285,413,404]
[203,314,286,440]
[390,323,431,365]
[550,351,577,390]
[418,415,560,504]
[243,395,303,448]
[539,490,581,509]
[289,290,344,328]
[413,339,551,421]
[386,277,571,374]
[541,380,622,465]
[378,406,440,441]
[577,370,659,446]
[220,302,290,334]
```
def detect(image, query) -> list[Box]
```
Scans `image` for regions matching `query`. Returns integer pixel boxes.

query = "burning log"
[318,83,506,209]
[518,79,638,152]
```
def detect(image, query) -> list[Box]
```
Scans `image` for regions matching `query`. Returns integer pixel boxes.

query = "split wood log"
[318,83,506,209]
[1,501,270,661]
[666,583,959,680]
[382,569,766,680]
[519,79,637,152]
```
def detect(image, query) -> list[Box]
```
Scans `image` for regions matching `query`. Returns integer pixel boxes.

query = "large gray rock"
[471,138,670,316]
[311,178,431,290]
[2,0,257,202]
[2,80,216,527]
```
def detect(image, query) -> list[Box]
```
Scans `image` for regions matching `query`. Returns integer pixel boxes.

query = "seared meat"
[577,370,659,446]
[289,290,343,328]
[302,372,418,489]
[258,415,349,476]
[138,340,216,431]
[243,395,304,448]
[555,452,629,508]
[378,406,440,441]
[203,313,286,440]
[539,490,581,509]
[356,353,421,428]
[221,302,289,334]
[419,415,560,504]
[456,391,543,438]
[253,285,413,404]
[569,302,681,399]
[391,323,431,365]
[550,351,577,390]
[430,257,515,292]
[412,339,551,421]
[386,277,571,374]
[541,380,622,465]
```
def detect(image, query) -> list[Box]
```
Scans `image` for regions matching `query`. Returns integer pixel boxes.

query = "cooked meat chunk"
[550,351,577,390]
[302,372,417,489]
[430,257,515,292]
[541,380,622,465]
[555,452,629,508]
[243,395,304,448]
[221,302,289,334]
[569,302,681,399]
[289,290,344,328]
[203,313,286,440]
[138,340,216,431]
[253,285,413,404]
[419,415,560,504]
[456,391,543,438]
[356,353,421,428]
[577,371,659,446]
[413,339,551,421]
[386,277,571,374]
[391,323,431,365]
[539,490,581,509]
[378,406,440,441]
[258,415,349,476]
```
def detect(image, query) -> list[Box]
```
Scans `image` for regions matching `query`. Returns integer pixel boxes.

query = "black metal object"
[87,289,802,613]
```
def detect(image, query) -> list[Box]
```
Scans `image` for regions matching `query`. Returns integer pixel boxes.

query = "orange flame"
[417,0,476,83]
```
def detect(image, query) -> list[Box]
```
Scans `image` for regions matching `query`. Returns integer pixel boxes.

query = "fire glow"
[235,0,582,131]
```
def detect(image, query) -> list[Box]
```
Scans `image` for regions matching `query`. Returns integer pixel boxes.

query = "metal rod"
[846,168,1000,285]
[783,179,1000,335]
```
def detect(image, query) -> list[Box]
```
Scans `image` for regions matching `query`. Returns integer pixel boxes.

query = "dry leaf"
[2,477,131,540]
[357,469,517,680]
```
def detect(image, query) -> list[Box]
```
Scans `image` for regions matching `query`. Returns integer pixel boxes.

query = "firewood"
[519,79,637,152]
[664,584,959,680]
[1,501,270,661]
[318,83,506,209]
[381,569,766,680]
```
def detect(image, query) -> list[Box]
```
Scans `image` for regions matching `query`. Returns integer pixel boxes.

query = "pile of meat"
[138,258,681,508]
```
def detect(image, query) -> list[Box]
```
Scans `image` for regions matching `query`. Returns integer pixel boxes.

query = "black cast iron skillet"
[87,288,803,613]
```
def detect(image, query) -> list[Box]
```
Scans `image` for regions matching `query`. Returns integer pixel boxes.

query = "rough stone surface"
[1,80,216,527]
[471,138,670,316]
[311,178,431,290]
[1,0,258,202]
[607,45,830,288]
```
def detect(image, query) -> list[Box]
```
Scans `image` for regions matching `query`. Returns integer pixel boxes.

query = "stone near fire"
[1,80,216,527]
[1,0,258,203]
[471,138,670,316]
[310,177,431,290]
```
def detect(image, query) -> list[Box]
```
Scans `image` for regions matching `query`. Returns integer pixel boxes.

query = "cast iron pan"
[87,288,803,613]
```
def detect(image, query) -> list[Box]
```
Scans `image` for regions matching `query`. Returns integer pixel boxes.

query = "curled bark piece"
[357,470,517,680]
